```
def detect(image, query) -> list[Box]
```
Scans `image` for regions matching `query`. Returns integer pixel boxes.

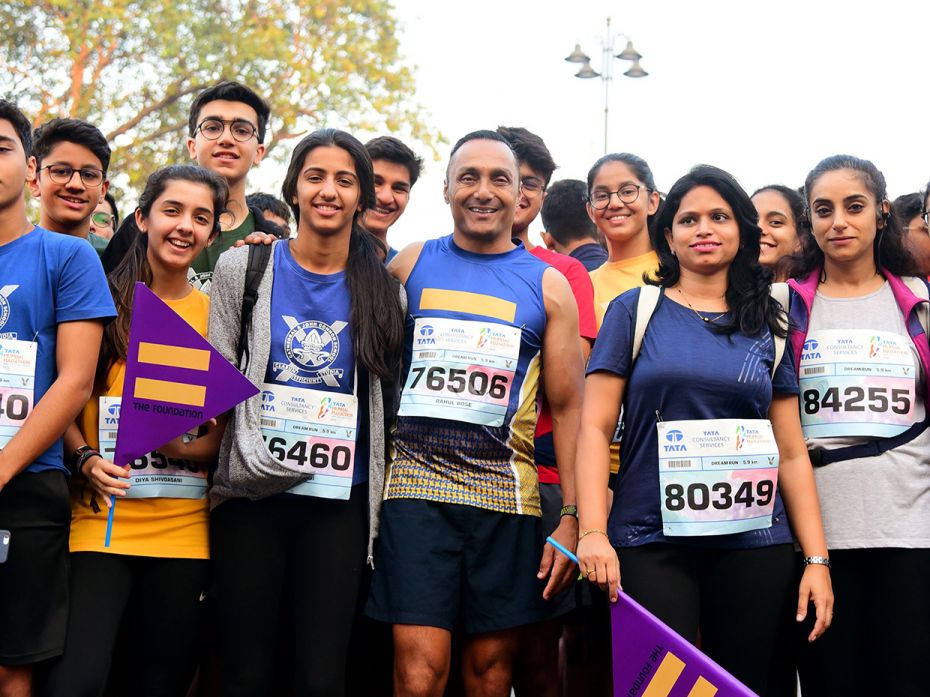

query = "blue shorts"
[366,499,547,633]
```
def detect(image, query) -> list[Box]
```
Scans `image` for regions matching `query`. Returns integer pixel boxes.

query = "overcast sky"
[256,0,930,247]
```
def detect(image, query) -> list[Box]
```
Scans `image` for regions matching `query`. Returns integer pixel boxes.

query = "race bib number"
[259,383,357,500]
[98,397,206,499]
[398,317,521,427]
[799,330,917,439]
[657,419,779,537]
[0,339,36,449]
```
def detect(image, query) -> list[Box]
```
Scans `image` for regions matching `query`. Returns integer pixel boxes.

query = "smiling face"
[808,168,884,269]
[362,159,412,237]
[444,138,519,243]
[752,189,801,268]
[137,180,217,273]
[186,99,265,184]
[664,185,741,275]
[291,145,361,239]
[28,141,108,234]
[586,160,658,248]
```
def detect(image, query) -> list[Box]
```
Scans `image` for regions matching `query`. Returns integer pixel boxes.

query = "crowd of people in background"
[1,78,929,697]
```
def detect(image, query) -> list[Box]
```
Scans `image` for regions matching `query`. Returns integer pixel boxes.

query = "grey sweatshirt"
[206,242,404,562]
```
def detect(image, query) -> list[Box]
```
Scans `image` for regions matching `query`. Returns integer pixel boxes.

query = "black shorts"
[0,470,71,665]
[366,499,547,634]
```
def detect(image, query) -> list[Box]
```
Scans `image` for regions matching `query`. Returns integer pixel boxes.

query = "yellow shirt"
[69,290,211,559]
[590,251,659,473]
[590,251,660,330]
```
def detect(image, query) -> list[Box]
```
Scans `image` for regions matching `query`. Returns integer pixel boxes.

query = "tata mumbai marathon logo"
[0,285,19,339]
[271,315,347,387]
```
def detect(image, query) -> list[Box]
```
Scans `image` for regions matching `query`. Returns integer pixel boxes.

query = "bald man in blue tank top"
[366,130,584,697]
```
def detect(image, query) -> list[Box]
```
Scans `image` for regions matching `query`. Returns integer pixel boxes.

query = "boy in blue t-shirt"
[0,100,115,695]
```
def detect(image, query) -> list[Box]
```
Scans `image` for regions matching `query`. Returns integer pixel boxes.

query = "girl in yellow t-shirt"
[586,153,662,330]
[42,165,228,696]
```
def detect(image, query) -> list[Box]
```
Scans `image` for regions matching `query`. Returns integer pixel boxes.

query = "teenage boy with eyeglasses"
[101,81,287,287]
[27,118,112,255]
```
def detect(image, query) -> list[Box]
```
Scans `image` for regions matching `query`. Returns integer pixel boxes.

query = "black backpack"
[236,244,272,369]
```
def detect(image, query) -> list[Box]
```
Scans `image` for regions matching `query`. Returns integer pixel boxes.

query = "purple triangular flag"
[612,592,757,696]
[113,283,258,468]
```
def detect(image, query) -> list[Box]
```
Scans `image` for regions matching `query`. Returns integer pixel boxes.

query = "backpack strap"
[902,276,930,338]
[769,282,789,380]
[631,285,662,366]
[237,243,273,369]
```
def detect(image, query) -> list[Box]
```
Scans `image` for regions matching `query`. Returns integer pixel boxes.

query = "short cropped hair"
[246,192,291,225]
[540,179,598,243]
[188,81,271,143]
[496,126,557,185]
[365,136,424,187]
[32,118,111,172]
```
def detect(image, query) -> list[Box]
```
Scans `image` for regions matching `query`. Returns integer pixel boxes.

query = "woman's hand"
[81,455,131,508]
[797,563,833,642]
[577,531,621,602]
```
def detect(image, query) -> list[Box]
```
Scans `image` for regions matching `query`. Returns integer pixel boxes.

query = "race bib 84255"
[799,330,917,439]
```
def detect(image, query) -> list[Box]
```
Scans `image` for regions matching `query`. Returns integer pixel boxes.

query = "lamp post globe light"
[565,17,648,152]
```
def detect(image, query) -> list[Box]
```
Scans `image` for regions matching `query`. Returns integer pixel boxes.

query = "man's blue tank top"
[386,234,548,516]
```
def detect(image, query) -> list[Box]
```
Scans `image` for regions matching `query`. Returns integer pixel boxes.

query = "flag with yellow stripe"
[113,283,258,469]
[612,592,756,697]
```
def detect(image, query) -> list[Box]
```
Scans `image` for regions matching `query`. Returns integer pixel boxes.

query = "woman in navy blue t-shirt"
[576,165,833,695]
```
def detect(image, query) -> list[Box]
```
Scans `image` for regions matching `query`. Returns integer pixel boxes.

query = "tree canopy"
[0,0,436,188]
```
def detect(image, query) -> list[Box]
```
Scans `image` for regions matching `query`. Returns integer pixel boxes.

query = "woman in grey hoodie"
[206,128,405,697]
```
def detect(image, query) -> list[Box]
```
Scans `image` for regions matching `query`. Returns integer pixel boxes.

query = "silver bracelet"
[802,555,831,569]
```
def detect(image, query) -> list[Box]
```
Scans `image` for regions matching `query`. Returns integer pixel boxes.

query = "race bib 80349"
[799,330,917,439]
[398,317,521,427]
[0,339,37,449]
[657,419,779,537]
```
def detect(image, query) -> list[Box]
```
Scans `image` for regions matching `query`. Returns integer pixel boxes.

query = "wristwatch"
[71,445,101,476]
[802,555,831,569]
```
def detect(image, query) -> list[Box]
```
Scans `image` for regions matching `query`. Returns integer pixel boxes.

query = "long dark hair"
[281,128,404,379]
[100,165,228,380]
[788,155,916,279]
[649,165,785,338]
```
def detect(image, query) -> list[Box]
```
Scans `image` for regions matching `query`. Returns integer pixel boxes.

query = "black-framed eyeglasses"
[40,164,105,187]
[589,184,645,209]
[195,118,258,142]
[521,176,546,194]
[91,212,115,228]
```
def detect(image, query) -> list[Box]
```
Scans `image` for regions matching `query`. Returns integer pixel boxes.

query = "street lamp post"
[565,17,648,152]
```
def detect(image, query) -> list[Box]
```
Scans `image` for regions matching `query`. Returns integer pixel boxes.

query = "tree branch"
[106,79,204,140]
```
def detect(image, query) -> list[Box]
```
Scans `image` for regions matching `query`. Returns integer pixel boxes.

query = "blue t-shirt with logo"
[264,242,369,485]
[588,287,798,550]
[0,226,115,475]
